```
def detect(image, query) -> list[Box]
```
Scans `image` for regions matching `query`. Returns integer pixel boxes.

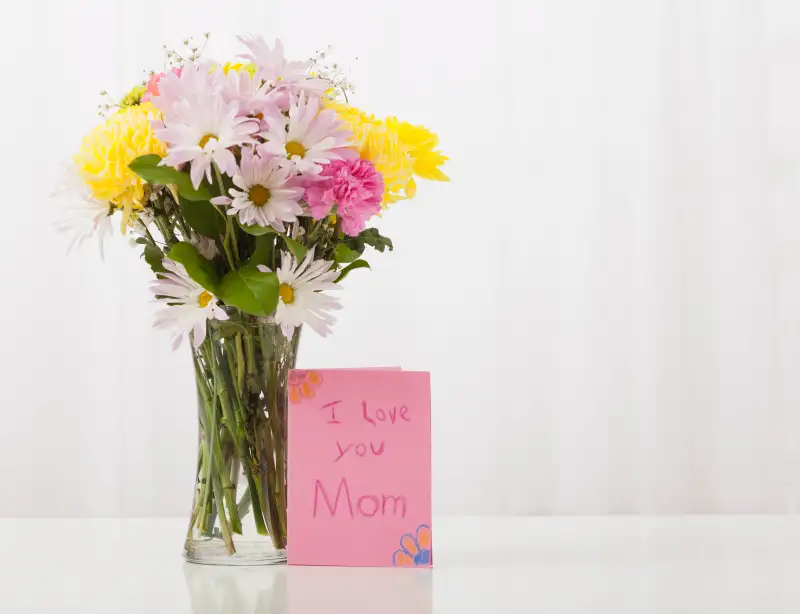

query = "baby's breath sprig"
[97,90,121,117]
[309,45,356,102]
[163,32,211,70]
[96,33,213,117]
[96,81,148,116]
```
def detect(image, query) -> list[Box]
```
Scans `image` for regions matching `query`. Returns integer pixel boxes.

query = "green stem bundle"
[184,315,297,557]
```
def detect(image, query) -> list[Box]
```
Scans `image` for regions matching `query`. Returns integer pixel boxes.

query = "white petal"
[192,322,207,348]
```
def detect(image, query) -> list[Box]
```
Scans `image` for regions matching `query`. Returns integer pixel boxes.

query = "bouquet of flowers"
[62,34,447,564]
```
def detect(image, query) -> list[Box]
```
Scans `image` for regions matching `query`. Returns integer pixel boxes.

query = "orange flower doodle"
[289,370,323,404]
[392,524,432,567]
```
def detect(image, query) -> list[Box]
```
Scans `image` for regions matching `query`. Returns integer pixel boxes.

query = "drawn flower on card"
[392,524,432,566]
[289,370,323,404]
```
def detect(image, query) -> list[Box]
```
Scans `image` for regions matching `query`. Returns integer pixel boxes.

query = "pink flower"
[142,67,183,102]
[237,35,330,110]
[305,159,384,236]
[219,69,281,127]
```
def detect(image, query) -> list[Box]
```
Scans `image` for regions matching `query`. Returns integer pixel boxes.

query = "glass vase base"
[184,539,287,566]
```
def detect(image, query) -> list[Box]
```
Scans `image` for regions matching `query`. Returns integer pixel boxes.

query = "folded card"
[287,369,432,567]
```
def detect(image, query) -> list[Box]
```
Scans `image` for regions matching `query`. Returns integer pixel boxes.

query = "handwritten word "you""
[335,441,385,462]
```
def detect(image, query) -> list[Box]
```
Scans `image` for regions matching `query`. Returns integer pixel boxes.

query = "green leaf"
[334,259,370,283]
[246,234,275,267]
[181,196,225,239]
[217,265,279,316]
[143,244,165,273]
[129,154,211,201]
[344,227,394,254]
[238,221,277,236]
[167,242,219,293]
[334,243,361,264]
[237,223,307,260]
[281,235,308,262]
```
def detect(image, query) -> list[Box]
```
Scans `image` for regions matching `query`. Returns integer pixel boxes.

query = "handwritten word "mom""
[313,477,407,518]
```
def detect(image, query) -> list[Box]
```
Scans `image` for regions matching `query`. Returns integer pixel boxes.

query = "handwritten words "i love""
[320,400,411,463]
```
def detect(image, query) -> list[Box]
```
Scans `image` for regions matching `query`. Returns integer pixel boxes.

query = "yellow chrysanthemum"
[363,122,416,205]
[385,117,449,183]
[74,103,166,230]
[328,101,448,206]
[326,101,378,149]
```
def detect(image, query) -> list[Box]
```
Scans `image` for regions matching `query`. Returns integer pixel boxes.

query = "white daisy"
[53,165,114,259]
[265,249,341,338]
[151,259,229,350]
[210,145,304,231]
[237,35,330,103]
[258,92,356,176]
[154,78,259,189]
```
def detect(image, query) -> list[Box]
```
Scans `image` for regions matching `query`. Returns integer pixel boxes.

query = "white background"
[2,0,800,518]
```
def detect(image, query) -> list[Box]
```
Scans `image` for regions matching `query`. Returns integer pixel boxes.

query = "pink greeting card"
[287,369,432,567]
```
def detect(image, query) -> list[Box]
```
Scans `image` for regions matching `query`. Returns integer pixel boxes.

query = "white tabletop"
[3,516,800,613]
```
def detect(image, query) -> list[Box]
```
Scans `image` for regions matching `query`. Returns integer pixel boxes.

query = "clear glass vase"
[184,313,299,565]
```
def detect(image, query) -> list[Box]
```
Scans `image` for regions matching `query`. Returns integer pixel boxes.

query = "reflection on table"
[183,563,432,614]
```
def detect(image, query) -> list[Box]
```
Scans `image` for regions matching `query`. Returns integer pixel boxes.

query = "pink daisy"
[150,64,259,188]
[149,62,220,116]
[141,67,183,103]
[219,69,281,128]
[258,93,357,176]
[237,35,329,108]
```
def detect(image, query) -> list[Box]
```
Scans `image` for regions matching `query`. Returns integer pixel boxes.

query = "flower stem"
[206,336,270,537]
[194,350,242,535]
[211,471,235,555]
[245,333,257,377]
[212,163,239,268]
[235,334,246,392]
[143,226,158,247]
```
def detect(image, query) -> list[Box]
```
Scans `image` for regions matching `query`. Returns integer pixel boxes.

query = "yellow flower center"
[327,214,337,224]
[198,133,218,149]
[285,140,306,159]
[197,291,213,308]
[279,283,295,305]
[248,184,271,206]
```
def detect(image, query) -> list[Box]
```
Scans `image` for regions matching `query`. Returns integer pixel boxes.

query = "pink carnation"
[142,67,183,102]
[305,159,384,236]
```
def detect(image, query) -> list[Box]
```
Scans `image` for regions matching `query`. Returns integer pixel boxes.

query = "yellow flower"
[385,117,449,182]
[328,101,448,206]
[221,62,258,76]
[324,102,375,148]
[74,103,166,230]
[120,84,147,108]
[363,122,416,205]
